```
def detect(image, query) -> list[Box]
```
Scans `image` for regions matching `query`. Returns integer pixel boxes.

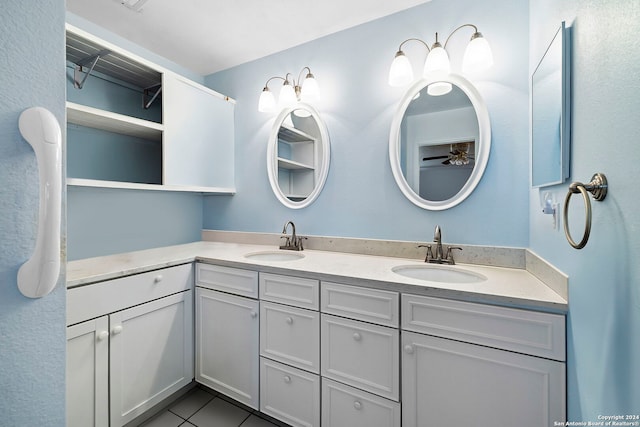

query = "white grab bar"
[17,107,62,298]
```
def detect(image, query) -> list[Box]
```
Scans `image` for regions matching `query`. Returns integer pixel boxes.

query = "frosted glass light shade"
[258,88,277,113]
[424,44,450,75]
[301,75,320,103]
[293,108,311,118]
[462,34,493,73]
[427,81,452,96]
[278,82,297,109]
[389,51,414,87]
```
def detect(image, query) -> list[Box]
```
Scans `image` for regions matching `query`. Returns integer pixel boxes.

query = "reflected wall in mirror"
[267,104,330,209]
[531,21,571,187]
[389,73,491,210]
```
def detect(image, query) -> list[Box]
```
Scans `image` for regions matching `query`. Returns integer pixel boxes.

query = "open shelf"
[66,28,161,90]
[277,157,315,171]
[278,125,315,143]
[67,102,163,141]
[67,178,235,195]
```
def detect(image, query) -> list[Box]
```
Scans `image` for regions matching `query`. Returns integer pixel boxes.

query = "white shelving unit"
[277,125,317,200]
[65,24,235,194]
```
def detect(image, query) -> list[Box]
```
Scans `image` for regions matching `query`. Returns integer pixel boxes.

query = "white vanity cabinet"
[259,273,321,427]
[320,282,401,427]
[66,264,194,427]
[195,264,260,409]
[401,294,566,427]
[65,24,235,193]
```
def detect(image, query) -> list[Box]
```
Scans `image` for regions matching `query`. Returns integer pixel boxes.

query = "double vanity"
[66,236,567,427]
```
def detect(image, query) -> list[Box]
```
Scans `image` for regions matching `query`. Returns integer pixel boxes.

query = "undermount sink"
[392,264,487,284]
[244,251,305,262]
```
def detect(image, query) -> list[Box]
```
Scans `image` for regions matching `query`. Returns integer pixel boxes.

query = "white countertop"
[67,241,568,313]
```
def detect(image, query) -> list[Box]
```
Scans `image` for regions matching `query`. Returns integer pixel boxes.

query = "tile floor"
[139,386,288,427]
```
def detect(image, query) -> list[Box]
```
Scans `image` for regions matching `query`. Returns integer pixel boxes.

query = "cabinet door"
[110,290,194,426]
[163,72,235,189]
[67,317,109,427]
[195,287,259,409]
[402,331,566,427]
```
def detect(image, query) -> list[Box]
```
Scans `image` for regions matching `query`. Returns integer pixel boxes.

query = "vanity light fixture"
[389,24,493,95]
[258,67,320,114]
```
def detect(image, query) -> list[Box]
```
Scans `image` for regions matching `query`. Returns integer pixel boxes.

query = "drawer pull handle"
[97,330,109,341]
[250,311,258,318]
[285,317,293,324]
[353,401,362,410]
[112,325,123,335]
[353,332,362,341]
[153,274,163,283]
[283,375,292,384]
[404,344,414,354]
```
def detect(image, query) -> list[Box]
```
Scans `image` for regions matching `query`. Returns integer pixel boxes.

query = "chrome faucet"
[419,225,462,264]
[280,221,305,251]
[433,225,444,261]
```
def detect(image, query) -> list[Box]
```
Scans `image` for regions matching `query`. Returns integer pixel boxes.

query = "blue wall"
[203,0,530,247]
[65,13,205,260]
[0,1,66,425]
[529,0,640,420]
[67,187,203,259]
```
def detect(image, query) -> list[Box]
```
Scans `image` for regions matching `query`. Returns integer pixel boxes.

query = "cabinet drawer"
[321,314,399,401]
[401,294,566,361]
[321,282,398,327]
[321,378,400,427]
[260,358,320,427]
[196,263,258,298]
[260,301,320,373]
[67,263,192,326]
[260,272,319,309]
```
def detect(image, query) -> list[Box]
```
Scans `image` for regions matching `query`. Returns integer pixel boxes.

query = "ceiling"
[66,0,432,76]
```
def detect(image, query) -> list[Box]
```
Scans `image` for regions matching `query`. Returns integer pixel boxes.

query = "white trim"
[389,73,491,210]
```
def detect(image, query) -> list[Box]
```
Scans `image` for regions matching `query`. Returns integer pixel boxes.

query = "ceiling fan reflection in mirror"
[423,142,475,165]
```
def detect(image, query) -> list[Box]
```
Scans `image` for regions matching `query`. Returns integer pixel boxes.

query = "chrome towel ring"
[563,173,608,249]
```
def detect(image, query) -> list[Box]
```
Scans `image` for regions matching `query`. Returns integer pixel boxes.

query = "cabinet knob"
[112,325,123,335]
[153,274,163,283]
[352,332,362,341]
[404,344,414,354]
[283,375,291,384]
[250,311,258,318]
[97,330,109,341]
[285,316,293,324]
[353,401,362,411]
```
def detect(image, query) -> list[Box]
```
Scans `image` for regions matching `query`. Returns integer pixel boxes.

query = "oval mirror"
[267,104,331,209]
[389,73,491,210]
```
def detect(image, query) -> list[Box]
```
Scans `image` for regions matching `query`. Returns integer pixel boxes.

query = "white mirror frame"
[267,103,331,209]
[389,73,491,210]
